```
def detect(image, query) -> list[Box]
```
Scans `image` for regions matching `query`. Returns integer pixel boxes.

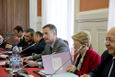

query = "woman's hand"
[67,65,77,72]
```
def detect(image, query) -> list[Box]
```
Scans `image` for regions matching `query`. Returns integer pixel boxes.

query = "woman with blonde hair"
[67,31,101,76]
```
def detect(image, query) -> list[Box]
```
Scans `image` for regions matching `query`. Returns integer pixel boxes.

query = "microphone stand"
[50,45,85,77]
[21,43,36,52]
[8,71,15,77]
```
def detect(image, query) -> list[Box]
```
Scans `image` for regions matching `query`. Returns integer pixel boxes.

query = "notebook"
[42,52,72,75]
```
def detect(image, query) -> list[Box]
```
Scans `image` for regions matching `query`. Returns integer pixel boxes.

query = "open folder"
[42,52,72,75]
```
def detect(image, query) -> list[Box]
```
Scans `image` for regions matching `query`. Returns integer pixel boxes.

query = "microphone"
[8,71,15,77]
[74,45,85,54]
[50,45,85,77]
[21,43,36,53]
[17,73,29,77]
[17,69,29,77]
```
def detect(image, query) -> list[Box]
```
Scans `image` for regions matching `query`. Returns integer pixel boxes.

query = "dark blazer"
[89,50,113,77]
[0,41,8,49]
[33,38,70,60]
[20,40,35,56]
[18,37,28,49]
[21,39,46,56]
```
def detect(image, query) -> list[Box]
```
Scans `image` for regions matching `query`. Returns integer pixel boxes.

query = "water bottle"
[12,44,21,72]
[38,62,43,68]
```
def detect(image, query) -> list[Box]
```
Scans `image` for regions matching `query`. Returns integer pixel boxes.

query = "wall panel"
[0,0,29,44]
[37,0,41,16]
[80,0,109,12]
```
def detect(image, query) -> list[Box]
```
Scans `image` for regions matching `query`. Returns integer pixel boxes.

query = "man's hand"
[5,44,12,49]
[80,74,91,77]
[23,57,30,62]
[26,61,38,67]
[67,65,76,72]
[14,36,20,44]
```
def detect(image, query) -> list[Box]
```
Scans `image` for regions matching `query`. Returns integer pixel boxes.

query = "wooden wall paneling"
[23,0,29,29]
[11,0,15,31]
[26,0,29,29]
[14,0,29,29]
[24,0,29,29]
[0,0,29,44]
[2,0,7,33]
[7,0,13,32]
[0,0,29,33]
[0,0,3,34]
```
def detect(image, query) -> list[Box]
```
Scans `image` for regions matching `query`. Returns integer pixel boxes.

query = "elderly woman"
[67,31,101,76]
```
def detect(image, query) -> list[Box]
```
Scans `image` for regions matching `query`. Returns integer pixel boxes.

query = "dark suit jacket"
[18,36,28,49]
[89,50,113,77]
[20,40,35,56]
[0,41,8,49]
[21,39,46,56]
[33,38,70,60]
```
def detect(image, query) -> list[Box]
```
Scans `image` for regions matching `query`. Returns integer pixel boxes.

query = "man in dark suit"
[21,31,46,56]
[20,28,35,55]
[23,24,70,67]
[13,26,24,39]
[80,27,115,77]
[13,26,26,48]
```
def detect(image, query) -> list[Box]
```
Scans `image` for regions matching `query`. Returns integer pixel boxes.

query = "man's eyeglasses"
[104,37,115,42]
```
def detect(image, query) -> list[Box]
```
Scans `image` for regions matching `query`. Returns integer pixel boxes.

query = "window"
[42,0,74,48]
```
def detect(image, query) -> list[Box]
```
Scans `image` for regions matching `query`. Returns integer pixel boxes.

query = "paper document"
[0,61,6,65]
[52,57,63,71]
[4,51,12,53]
[0,55,8,59]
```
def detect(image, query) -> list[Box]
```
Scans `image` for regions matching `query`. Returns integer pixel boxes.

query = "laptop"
[42,52,72,75]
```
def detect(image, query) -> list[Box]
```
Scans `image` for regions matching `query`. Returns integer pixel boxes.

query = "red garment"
[74,48,101,76]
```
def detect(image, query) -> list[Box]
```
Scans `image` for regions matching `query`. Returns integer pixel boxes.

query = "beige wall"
[30,0,42,31]
[74,0,109,55]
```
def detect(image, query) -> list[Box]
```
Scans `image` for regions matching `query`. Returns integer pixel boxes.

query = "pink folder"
[42,52,72,74]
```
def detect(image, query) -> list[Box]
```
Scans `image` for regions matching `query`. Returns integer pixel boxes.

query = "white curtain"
[42,0,74,48]
[108,0,115,31]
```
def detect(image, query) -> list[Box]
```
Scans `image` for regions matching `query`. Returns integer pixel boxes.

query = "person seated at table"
[23,24,70,67]
[0,34,12,49]
[13,25,27,48]
[67,31,101,76]
[21,31,46,56]
[20,28,35,56]
[80,27,115,77]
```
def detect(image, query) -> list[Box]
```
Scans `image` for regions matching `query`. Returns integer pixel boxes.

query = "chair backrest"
[63,40,69,46]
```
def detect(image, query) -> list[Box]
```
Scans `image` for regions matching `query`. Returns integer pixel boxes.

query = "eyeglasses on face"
[104,37,115,42]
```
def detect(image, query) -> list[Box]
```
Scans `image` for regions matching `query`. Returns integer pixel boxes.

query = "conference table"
[0,49,42,77]
[0,49,78,77]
